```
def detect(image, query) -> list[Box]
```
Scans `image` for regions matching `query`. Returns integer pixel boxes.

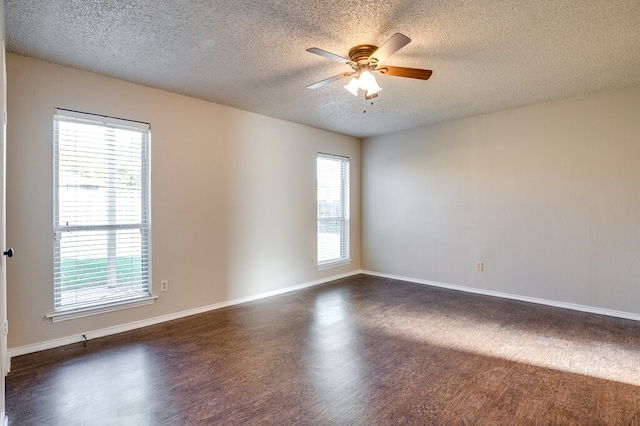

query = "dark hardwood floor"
[7,274,640,425]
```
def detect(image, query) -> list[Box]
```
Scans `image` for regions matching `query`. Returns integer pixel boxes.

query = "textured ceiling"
[5,0,640,138]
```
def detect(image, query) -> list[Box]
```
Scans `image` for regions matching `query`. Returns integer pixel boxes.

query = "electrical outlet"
[161,280,169,292]
[476,262,484,272]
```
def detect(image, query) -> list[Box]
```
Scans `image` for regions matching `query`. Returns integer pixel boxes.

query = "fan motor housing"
[348,44,378,63]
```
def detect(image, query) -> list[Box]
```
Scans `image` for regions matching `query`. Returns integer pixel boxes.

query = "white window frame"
[48,109,154,322]
[316,153,351,269]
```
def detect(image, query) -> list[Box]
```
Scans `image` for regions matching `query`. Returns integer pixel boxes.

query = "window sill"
[316,259,352,271]
[46,295,158,323]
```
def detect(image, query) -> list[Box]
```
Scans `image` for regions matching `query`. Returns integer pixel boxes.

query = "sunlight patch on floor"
[359,307,640,386]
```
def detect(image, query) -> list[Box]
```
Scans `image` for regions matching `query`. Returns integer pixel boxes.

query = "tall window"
[53,109,151,313]
[317,153,350,268]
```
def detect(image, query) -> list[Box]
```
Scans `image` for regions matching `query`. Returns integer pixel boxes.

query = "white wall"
[363,87,640,315]
[0,1,4,40]
[6,54,361,349]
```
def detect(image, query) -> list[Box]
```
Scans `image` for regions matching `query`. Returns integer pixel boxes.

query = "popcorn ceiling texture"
[5,0,640,137]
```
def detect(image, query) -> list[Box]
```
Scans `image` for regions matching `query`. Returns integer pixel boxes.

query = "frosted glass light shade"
[358,71,382,95]
[344,78,360,96]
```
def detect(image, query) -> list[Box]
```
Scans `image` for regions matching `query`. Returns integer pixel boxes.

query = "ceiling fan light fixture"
[365,91,379,100]
[358,70,382,95]
[307,33,432,100]
[344,78,360,96]
[344,70,382,97]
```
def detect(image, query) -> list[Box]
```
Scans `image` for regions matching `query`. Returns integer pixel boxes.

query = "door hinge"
[3,320,7,336]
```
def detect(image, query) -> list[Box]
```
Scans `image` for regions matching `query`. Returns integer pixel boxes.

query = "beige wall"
[363,87,640,314]
[6,54,361,349]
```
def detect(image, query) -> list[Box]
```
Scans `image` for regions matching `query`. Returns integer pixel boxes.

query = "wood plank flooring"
[7,274,640,425]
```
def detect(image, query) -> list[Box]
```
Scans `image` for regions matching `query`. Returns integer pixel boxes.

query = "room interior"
[2,0,640,423]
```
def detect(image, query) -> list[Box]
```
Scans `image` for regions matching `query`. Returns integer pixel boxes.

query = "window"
[53,109,152,315]
[317,153,350,268]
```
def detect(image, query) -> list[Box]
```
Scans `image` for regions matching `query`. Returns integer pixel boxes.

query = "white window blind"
[53,109,151,312]
[317,153,350,267]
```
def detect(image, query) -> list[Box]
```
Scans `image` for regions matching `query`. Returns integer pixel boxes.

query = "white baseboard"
[362,270,640,322]
[0,412,6,426]
[16,269,634,359]
[8,269,362,358]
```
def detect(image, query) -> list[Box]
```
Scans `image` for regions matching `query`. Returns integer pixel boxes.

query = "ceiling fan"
[306,33,432,100]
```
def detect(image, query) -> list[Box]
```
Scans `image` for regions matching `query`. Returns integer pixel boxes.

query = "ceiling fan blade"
[378,66,433,80]
[306,72,354,89]
[369,33,411,64]
[306,47,350,64]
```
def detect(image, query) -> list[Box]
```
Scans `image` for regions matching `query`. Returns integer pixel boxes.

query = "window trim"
[45,295,158,323]
[51,108,153,319]
[316,258,352,271]
[316,152,351,269]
